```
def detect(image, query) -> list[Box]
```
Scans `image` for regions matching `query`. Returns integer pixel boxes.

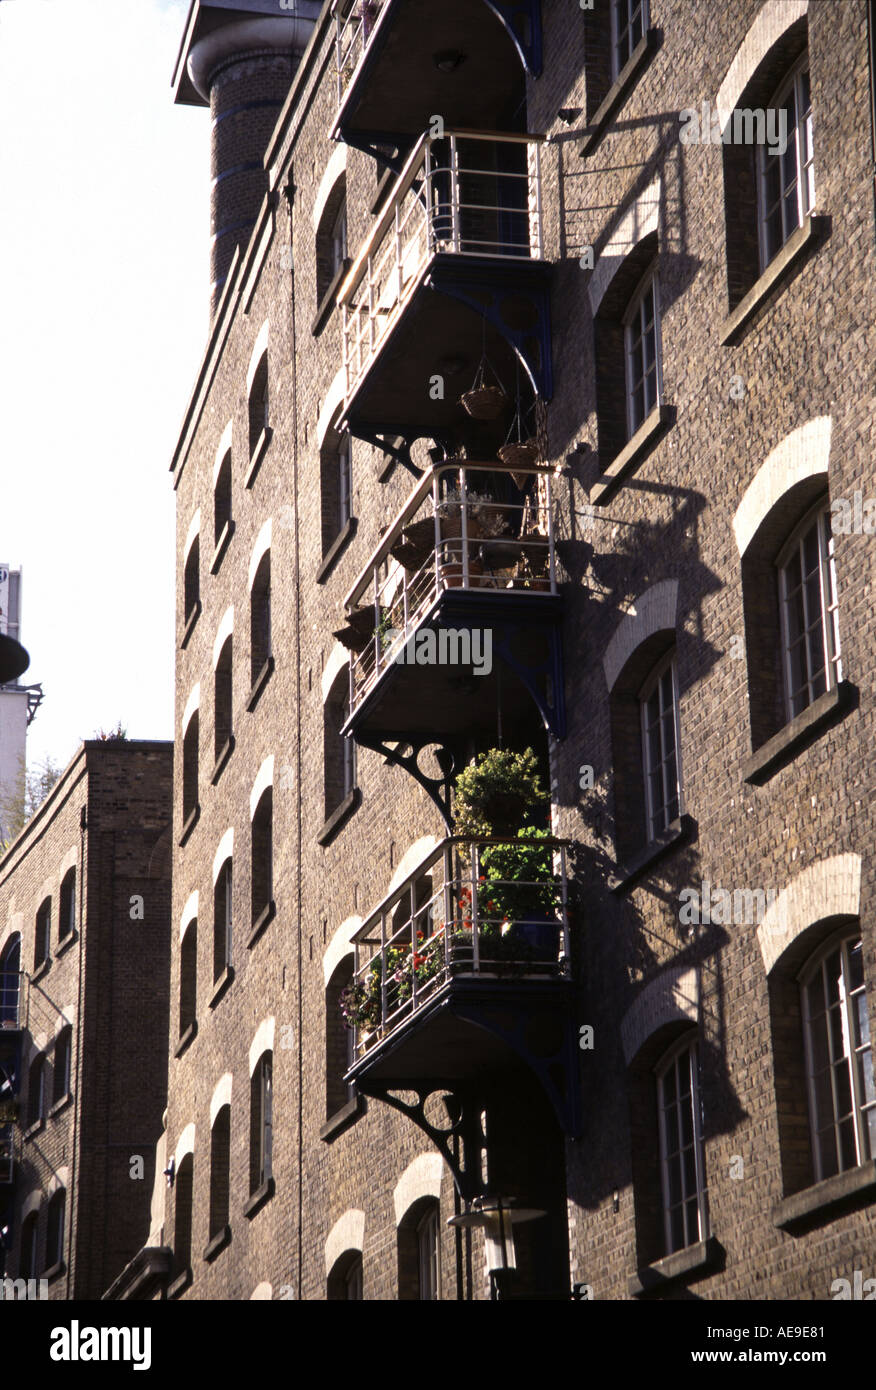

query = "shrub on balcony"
[452,746,549,838]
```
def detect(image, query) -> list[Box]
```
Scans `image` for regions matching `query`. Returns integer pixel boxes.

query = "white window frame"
[800,931,874,1183]
[776,499,841,722]
[330,198,348,282]
[344,1254,363,1300]
[639,650,682,843]
[610,0,649,81]
[656,1035,709,1256]
[757,56,815,271]
[416,1204,441,1300]
[623,263,662,440]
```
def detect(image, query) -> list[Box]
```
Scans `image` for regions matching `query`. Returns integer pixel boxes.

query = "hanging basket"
[460,385,508,420]
[498,441,539,485]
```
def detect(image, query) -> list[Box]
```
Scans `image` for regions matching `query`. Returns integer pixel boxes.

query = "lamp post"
[0,635,28,685]
[448,1195,546,1300]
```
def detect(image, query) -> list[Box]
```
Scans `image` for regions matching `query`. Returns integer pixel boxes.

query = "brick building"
[117,0,876,1299]
[0,740,172,1299]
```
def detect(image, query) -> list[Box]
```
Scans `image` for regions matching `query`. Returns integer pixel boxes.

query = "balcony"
[332,0,541,155]
[0,969,22,1031]
[344,834,576,1113]
[336,460,564,778]
[336,129,551,442]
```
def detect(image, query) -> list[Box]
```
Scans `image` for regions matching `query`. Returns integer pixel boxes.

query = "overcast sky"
[0,0,210,773]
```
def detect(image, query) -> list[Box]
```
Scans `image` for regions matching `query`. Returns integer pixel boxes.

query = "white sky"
[0,0,210,772]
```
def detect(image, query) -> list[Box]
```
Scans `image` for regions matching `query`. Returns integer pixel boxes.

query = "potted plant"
[452,746,549,838]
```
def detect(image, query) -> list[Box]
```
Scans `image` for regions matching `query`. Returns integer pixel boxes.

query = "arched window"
[656,1034,708,1256]
[398,1196,442,1300]
[315,176,348,308]
[593,229,661,469]
[325,955,355,1120]
[639,651,682,843]
[179,919,197,1042]
[45,1189,66,1273]
[213,858,233,984]
[52,1027,73,1106]
[34,898,51,971]
[758,57,814,271]
[214,450,232,552]
[214,636,233,764]
[26,1054,46,1130]
[777,500,841,722]
[19,1212,38,1280]
[250,551,272,690]
[248,354,269,459]
[0,934,21,1026]
[184,534,200,628]
[182,712,199,834]
[208,1105,231,1244]
[249,1051,273,1195]
[173,1153,194,1281]
[623,265,662,438]
[320,432,354,556]
[59,869,76,943]
[801,933,874,1183]
[323,666,357,823]
[611,0,649,80]
[327,1249,363,1300]
[251,789,273,931]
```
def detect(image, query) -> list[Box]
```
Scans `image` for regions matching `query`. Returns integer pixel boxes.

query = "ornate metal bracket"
[356,1081,488,1201]
[354,731,457,826]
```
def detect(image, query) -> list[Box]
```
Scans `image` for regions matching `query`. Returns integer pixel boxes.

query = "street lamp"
[0,635,28,685]
[448,1195,546,1300]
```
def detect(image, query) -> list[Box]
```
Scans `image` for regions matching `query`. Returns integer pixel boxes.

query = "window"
[801,934,874,1183]
[315,178,348,305]
[327,1249,363,1300]
[329,199,348,283]
[27,1054,45,1129]
[250,552,271,688]
[611,0,649,79]
[250,1052,273,1194]
[179,919,197,1040]
[184,535,200,626]
[624,268,661,437]
[320,433,354,556]
[19,1213,38,1280]
[52,1028,72,1105]
[214,638,233,761]
[656,1037,708,1256]
[209,1106,231,1240]
[0,934,21,1026]
[640,652,682,843]
[325,956,356,1119]
[777,502,841,722]
[214,450,232,548]
[34,898,51,970]
[251,790,273,929]
[248,354,269,458]
[58,869,76,942]
[182,713,199,829]
[323,668,357,821]
[213,858,233,982]
[344,1255,363,1300]
[758,59,814,270]
[45,1190,65,1272]
[417,1205,441,1300]
[173,1153,194,1279]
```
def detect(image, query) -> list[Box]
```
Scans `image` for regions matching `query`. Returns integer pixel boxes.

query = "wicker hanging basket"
[498,440,539,486]
[460,385,508,420]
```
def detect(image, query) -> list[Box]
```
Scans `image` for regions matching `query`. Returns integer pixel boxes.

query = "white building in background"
[0,567,39,844]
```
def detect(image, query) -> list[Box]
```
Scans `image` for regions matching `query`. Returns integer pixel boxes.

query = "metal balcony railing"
[343,835,572,1065]
[0,1124,13,1184]
[0,971,22,1030]
[333,0,385,108]
[340,460,558,718]
[337,129,545,403]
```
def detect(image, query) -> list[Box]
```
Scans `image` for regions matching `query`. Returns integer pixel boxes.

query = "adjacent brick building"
[0,740,172,1299]
[116,0,876,1300]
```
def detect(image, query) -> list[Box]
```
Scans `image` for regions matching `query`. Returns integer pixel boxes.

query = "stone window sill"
[49,1092,73,1119]
[774,1160,876,1234]
[247,899,276,950]
[174,1021,197,1059]
[317,788,362,847]
[178,804,200,847]
[611,814,696,893]
[743,681,856,785]
[23,1117,45,1141]
[630,1236,723,1297]
[246,656,275,712]
[721,215,828,346]
[168,1267,192,1300]
[317,517,358,584]
[31,958,51,983]
[320,1092,365,1142]
[180,601,201,650]
[580,29,661,158]
[55,931,77,957]
[243,1177,275,1220]
[210,520,235,575]
[244,427,273,490]
[209,965,235,1010]
[591,404,673,506]
[312,258,352,337]
[210,736,235,786]
[43,1260,66,1284]
[203,1225,231,1262]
